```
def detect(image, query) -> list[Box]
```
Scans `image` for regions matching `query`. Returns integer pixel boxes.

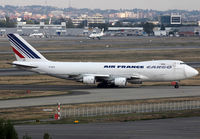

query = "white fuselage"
[89,32,104,39]
[14,60,198,82]
[29,33,44,38]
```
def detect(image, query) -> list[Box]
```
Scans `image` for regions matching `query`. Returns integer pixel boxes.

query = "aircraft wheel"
[174,83,179,89]
[97,82,107,88]
[97,83,117,88]
[108,84,117,88]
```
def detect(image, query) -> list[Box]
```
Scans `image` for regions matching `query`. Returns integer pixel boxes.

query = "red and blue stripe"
[7,34,41,59]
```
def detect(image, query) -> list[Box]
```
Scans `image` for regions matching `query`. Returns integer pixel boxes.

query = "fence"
[60,100,200,118]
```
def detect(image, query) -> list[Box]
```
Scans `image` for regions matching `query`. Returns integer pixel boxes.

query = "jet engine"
[83,76,96,84]
[114,78,127,86]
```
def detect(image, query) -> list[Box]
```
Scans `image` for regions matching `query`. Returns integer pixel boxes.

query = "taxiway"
[15,117,200,139]
[0,85,200,108]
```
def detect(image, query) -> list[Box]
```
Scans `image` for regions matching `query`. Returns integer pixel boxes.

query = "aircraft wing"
[67,73,143,84]
[65,74,109,82]
[83,74,142,81]
[82,74,110,81]
[130,75,142,79]
[8,62,38,69]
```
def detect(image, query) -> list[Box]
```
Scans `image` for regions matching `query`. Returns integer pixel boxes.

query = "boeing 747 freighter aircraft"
[7,34,199,88]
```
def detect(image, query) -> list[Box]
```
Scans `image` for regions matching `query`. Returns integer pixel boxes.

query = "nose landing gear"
[171,81,179,89]
[174,83,179,89]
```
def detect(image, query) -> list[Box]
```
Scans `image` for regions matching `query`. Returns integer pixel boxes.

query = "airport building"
[72,14,106,26]
[171,14,182,25]
[0,21,86,36]
[177,26,200,37]
[160,14,182,26]
[107,27,144,36]
[17,22,66,30]
[160,15,171,26]
[0,27,88,37]
[15,22,67,36]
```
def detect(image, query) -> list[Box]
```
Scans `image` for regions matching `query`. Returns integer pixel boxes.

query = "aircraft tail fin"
[7,34,48,62]
[100,28,104,36]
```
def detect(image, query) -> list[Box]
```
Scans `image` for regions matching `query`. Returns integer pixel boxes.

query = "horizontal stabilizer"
[8,62,38,69]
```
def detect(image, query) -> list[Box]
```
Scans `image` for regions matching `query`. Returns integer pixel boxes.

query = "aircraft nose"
[185,66,199,78]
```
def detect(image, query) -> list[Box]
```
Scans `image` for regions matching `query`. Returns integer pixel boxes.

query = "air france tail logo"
[7,34,41,59]
[12,47,25,58]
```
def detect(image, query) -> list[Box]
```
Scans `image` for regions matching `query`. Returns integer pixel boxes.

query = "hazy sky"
[1,0,200,11]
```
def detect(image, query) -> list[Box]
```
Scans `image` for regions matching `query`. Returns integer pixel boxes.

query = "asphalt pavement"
[0,85,200,108]
[15,117,200,139]
[1,45,200,54]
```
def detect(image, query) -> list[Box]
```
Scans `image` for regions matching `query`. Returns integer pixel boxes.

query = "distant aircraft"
[29,33,44,38]
[7,34,199,88]
[89,28,104,40]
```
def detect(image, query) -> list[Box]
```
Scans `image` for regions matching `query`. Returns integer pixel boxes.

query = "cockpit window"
[180,63,186,65]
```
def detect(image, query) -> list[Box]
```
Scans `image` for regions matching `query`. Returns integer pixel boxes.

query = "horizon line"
[1,4,200,12]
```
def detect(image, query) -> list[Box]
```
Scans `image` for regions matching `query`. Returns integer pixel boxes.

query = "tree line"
[0,119,52,139]
[0,17,16,28]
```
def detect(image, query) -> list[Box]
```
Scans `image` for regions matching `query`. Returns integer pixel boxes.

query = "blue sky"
[1,0,200,10]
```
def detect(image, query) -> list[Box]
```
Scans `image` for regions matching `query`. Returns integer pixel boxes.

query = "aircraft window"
[180,63,186,65]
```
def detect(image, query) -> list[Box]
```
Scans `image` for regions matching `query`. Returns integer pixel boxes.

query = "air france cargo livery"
[7,34,199,88]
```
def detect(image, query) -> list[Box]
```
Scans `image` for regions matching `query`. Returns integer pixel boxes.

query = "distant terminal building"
[72,14,106,26]
[182,21,198,26]
[177,26,200,37]
[107,27,144,36]
[160,14,182,26]
[160,15,171,26]
[171,14,181,25]
[17,22,66,30]
[16,22,67,36]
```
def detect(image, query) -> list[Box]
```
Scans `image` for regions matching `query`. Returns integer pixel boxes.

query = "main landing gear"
[171,81,179,89]
[97,82,116,88]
